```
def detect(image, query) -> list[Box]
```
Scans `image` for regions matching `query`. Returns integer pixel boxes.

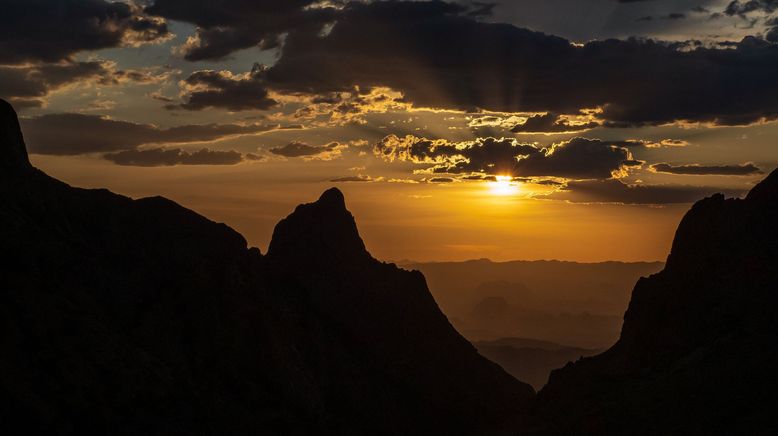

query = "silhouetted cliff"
[0,100,532,435]
[532,168,778,434]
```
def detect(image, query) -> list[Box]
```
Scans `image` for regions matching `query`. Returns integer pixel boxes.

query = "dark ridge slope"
[532,169,778,435]
[0,99,532,436]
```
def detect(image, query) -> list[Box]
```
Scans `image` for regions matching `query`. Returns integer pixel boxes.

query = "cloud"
[170,66,277,111]
[645,139,690,148]
[270,141,338,157]
[330,174,380,182]
[766,17,778,42]
[269,141,346,160]
[0,0,169,63]
[254,1,778,127]
[723,0,778,16]
[20,113,276,155]
[428,177,455,183]
[0,61,111,108]
[104,147,249,166]
[511,113,600,133]
[768,26,778,43]
[145,0,337,61]
[290,87,410,125]
[0,61,176,109]
[375,134,642,179]
[650,162,763,175]
[514,137,643,179]
[546,179,747,204]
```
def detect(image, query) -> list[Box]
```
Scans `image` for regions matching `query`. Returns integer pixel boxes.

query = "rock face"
[0,99,30,172]
[532,169,778,434]
[0,100,533,435]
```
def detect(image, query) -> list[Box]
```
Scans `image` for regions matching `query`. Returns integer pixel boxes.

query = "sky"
[3,0,778,262]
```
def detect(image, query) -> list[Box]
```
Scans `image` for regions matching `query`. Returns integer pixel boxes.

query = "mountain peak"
[1,99,31,172]
[746,167,778,202]
[318,187,346,207]
[267,188,370,266]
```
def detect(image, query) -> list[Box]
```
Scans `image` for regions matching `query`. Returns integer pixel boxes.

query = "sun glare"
[488,175,520,196]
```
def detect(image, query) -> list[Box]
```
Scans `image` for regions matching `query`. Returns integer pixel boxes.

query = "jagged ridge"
[0,100,532,435]
[532,169,778,434]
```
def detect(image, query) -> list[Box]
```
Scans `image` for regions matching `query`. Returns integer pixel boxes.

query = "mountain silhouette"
[474,338,600,390]
[5,95,778,435]
[0,100,533,435]
[531,168,778,434]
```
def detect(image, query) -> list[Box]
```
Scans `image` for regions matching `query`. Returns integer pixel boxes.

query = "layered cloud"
[546,179,748,204]
[0,62,176,109]
[331,174,381,182]
[145,0,337,61]
[170,66,277,111]
[257,1,778,126]
[270,141,346,160]
[18,112,282,166]
[650,162,763,175]
[20,113,277,155]
[0,0,169,63]
[511,113,600,133]
[104,147,258,166]
[375,135,642,179]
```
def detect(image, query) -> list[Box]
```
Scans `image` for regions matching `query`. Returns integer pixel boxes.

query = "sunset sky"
[5,0,778,262]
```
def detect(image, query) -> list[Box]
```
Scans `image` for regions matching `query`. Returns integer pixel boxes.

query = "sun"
[488,175,520,196]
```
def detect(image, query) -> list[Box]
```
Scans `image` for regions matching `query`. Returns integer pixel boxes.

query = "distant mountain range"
[3,98,778,434]
[403,259,663,348]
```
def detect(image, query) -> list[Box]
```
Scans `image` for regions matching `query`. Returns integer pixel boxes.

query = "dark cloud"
[0,0,169,63]
[171,66,277,111]
[375,135,642,179]
[0,62,174,109]
[723,0,778,16]
[547,179,747,204]
[270,141,340,157]
[103,147,247,166]
[0,61,113,108]
[255,1,778,126]
[145,0,337,61]
[768,26,778,42]
[513,137,643,179]
[428,177,455,183]
[767,17,778,42]
[331,175,377,182]
[461,174,498,181]
[511,113,600,133]
[650,162,763,175]
[20,113,275,155]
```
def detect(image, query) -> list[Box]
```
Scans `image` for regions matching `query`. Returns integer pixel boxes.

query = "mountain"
[531,168,778,434]
[0,99,533,435]
[473,338,600,391]
[403,261,663,348]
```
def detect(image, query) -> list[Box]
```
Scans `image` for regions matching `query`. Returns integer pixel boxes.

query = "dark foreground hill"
[530,167,778,434]
[473,338,600,391]
[4,96,778,435]
[0,99,533,435]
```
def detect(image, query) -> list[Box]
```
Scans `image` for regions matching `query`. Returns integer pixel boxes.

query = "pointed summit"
[318,187,346,208]
[267,188,370,266]
[1,99,32,172]
[746,167,778,202]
